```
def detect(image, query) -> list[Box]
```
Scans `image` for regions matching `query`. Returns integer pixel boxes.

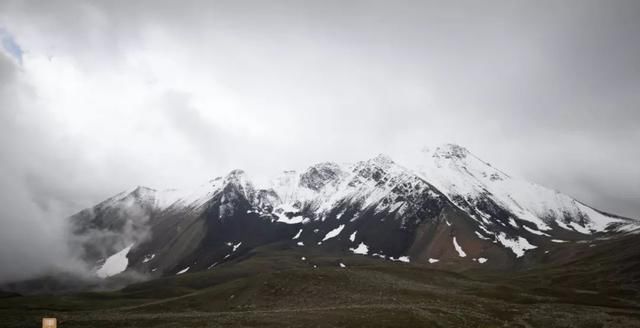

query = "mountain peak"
[370,153,395,166]
[128,186,157,201]
[132,185,155,193]
[222,169,254,191]
[299,162,344,191]
[223,169,249,183]
[415,143,631,234]
[432,144,469,160]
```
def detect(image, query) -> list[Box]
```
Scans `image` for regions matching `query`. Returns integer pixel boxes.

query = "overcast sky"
[1,0,639,281]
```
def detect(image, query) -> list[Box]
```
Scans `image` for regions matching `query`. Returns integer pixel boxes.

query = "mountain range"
[68,144,639,279]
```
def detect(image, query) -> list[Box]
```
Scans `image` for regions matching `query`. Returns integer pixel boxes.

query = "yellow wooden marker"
[42,318,57,328]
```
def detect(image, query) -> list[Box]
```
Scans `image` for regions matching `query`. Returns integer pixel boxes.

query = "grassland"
[2,245,640,327]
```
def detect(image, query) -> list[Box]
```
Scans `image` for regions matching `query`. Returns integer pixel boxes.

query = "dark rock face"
[255,189,279,212]
[299,162,343,191]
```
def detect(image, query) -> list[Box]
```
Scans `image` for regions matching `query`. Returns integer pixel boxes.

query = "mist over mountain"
[4,144,633,292]
[2,2,640,288]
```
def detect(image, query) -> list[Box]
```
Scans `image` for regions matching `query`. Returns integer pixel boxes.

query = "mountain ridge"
[67,144,638,281]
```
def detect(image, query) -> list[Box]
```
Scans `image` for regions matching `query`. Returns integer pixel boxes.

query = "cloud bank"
[0,0,639,282]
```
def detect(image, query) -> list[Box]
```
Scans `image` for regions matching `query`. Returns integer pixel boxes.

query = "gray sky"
[1,0,639,282]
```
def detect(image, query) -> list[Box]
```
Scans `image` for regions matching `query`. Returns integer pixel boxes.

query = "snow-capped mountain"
[70,144,639,279]
[415,144,627,234]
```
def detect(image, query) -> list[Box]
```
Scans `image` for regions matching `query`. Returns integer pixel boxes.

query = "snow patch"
[496,233,537,257]
[276,214,305,224]
[478,257,488,264]
[390,256,410,263]
[176,267,190,275]
[142,253,155,263]
[349,230,357,242]
[522,225,551,236]
[474,231,491,240]
[350,242,369,255]
[428,258,440,263]
[229,242,241,252]
[478,225,492,235]
[322,224,345,241]
[452,237,467,257]
[97,244,133,278]
[292,229,302,240]
[569,221,591,234]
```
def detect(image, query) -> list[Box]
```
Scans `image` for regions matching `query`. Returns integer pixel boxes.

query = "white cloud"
[0,0,639,282]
